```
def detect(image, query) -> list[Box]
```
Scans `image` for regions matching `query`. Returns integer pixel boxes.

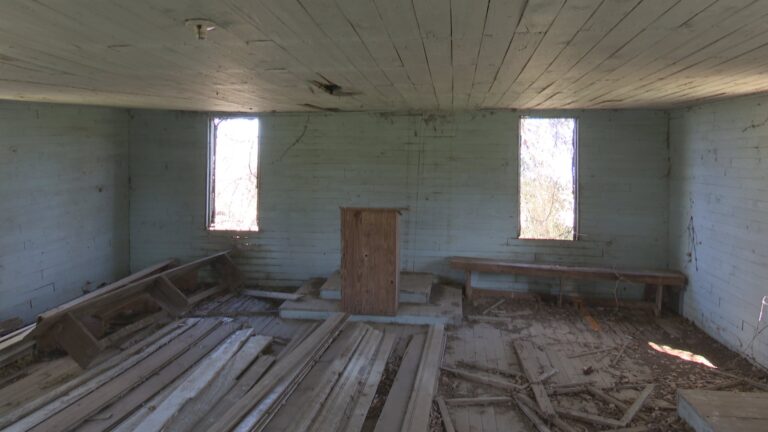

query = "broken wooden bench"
[449,256,686,316]
[30,251,244,368]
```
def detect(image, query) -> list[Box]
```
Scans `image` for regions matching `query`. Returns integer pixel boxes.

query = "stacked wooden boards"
[2,309,447,432]
[340,207,401,316]
[678,389,768,431]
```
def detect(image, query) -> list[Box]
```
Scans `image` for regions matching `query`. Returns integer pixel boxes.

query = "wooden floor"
[3,291,768,432]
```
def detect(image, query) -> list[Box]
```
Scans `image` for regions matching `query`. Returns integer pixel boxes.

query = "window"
[519,117,577,240]
[207,117,260,231]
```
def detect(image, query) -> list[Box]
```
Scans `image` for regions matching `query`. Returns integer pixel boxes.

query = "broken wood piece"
[514,395,552,432]
[444,396,514,406]
[515,393,578,432]
[706,368,768,391]
[402,324,446,432]
[481,299,506,315]
[703,378,743,391]
[133,329,256,431]
[603,426,649,432]
[536,368,558,384]
[466,315,510,323]
[455,360,523,378]
[555,407,625,428]
[342,332,397,432]
[436,397,456,432]
[374,333,426,432]
[241,289,302,301]
[611,341,630,366]
[588,386,629,410]
[618,384,655,425]
[568,346,616,359]
[209,313,348,431]
[514,340,556,418]
[441,366,525,391]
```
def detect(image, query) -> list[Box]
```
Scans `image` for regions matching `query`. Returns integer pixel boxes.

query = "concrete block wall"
[670,94,768,367]
[0,101,130,323]
[129,109,669,298]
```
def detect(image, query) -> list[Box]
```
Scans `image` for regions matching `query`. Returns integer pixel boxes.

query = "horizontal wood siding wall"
[129,110,668,298]
[0,101,130,323]
[670,94,768,368]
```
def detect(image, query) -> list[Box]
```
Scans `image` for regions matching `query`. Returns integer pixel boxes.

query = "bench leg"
[464,270,473,300]
[654,285,664,317]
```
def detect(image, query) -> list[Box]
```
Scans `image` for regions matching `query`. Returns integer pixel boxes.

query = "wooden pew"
[449,256,686,316]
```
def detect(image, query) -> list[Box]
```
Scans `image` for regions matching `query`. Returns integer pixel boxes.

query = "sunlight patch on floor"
[648,341,717,368]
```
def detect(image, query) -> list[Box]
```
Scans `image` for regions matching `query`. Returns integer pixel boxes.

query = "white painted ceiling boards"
[2,0,768,112]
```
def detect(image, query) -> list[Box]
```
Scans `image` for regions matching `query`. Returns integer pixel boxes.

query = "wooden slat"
[449,256,687,286]
[402,324,446,432]
[208,313,348,431]
[373,333,426,432]
[514,340,556,418]
[242,289,302,301]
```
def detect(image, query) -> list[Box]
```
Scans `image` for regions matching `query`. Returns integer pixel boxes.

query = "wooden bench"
[449,256,686,316]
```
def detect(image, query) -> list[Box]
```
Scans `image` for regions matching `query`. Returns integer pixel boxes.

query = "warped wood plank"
[402,324,446,432]
[373,333,426,432]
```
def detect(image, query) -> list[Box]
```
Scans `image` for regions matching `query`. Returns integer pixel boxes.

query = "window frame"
[517,115,580,241]
[206,115,261,233]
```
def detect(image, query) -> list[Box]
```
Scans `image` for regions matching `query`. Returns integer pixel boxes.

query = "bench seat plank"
[449,257,686,287]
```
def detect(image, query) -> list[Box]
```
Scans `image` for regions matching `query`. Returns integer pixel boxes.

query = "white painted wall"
[0,101,130,323]
[670,94,768,367]
[129,109,669,298]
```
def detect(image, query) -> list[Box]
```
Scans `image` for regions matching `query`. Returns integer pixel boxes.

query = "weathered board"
[340,208,400,316]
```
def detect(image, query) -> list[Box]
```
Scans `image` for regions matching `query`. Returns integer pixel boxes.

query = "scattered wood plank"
[242,289,303,301]
[17,319,220,432]
[514,340,556,418]
[0,319,196,430]
[514,394,552,432]
[618,384,655,425]
[342,332,397,432]
[209,313,348,431]
[441,366,525,391]
[132,329,256,431]
[568,346,617,359]
[374,333,426,432]
[402,324,446,432]
[73,323,238,432]
[481,299,506,315]
[445,396,514,406]
[707,368,768,391]
[190,354,275,432]
[162,335,273,432]
[436,397,456,432]
[455,360,523,378]
[555,407,624,428]
[466,315,510,323]
[286,324,370,431]
[611,342,630,366]
[312,327,385,431]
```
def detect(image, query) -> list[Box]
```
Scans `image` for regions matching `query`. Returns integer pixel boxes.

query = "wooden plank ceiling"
[2,0,768,112]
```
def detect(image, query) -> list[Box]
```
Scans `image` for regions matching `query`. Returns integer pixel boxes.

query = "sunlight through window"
[208,117,259,231]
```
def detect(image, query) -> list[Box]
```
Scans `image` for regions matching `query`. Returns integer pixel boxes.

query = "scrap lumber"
[555,407,625,428]
[456,359,523,378]
[402,324,446,432]
[441,366,525,391]
[618,384,655,425]
[19,319,222,432]
[445,396,514,406]
[514,340,556,418]
[284,324,370,431]
[1,319,197,430]
[516,393,577,432]
[514,394,552,432]
[133,329,256,431]
[75,322,239,432]
[436,397,456,432]
[163,335,272,431]
[311,327,385,431]
[0,340,34,369]
[707,368,768,391]
[242,289,302,301]
[466,315,510,323]
[374,333,426,432]
[190,354,275,432]
[481,299,506,315]
[341,332,397,432]
[209,313,348,431]
[568,346,617,359]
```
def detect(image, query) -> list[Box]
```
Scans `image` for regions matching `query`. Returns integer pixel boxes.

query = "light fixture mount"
[185,19,217,40]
